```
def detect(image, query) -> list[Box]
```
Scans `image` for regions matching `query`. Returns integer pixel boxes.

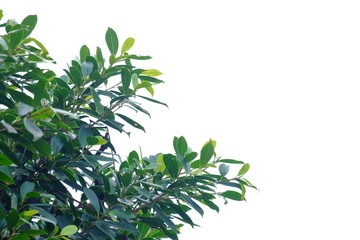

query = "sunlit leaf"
[238,163,250,176]
[121,37,135,54]
[60,225,78,236]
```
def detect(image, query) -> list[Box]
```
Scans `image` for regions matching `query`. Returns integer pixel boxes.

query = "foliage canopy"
[0,10,255,240]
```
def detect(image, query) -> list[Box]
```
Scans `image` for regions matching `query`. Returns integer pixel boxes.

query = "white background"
[2,1,360,239]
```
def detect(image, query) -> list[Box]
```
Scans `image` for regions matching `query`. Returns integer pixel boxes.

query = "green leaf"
[34,79,46,108]
[8,24,25,50]
[50,135,64,154]
[29,205,57,225]
[0,10,3,21]
[218,159,245,164]
[20,181,35,199]
[181,193,204,216]
[116,113,145,132]
[177,136,188,156]
[8,89,33,106]
[90,87,104,114]
[105,27,119,55]
[86,136,99,145]
[121,67,131,90]
[121,37,135,54]
[96,47,105,67]
[0,141,20,166]
[33,138,52,157]
[96,220,115,238]
[69,66,82,88]
[142,69,162,77]
[21,15,37,38]
[6,208,19,230]
[84,188,100,213]
[137,95,168,107]
[22,210,38,217]
[166,203,194,227]
[0,154,13,166]
[220,190,242,201]
[60,225,78,236]
[153,205,177,232]
[183,152,197,163]
[163,154,178,179]
[219,163,229,177]
[0,171,14,184]
[199,142,214,167]
[238,163,250,176]
[23,117,43,141]
[80,45,90,63]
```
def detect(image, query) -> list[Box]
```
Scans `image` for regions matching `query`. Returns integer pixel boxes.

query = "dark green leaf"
[138,75,164,84]
[6,208,19,230]
[153,205,177,232]
[181,193,204,216]
[84,188,100,213]
[8,24,25,50]
[121,67,131,90]
[80,45,90,63]
[116,113,145,131]
[29,205,57,224]
[105,27,119,55]
[51,135,64,154]
[183,152,197,163]
[20,181,35,199]
[8,89,33,106]
[0,141,20,165]
[121,37,135,54]
[220,190,242,201]
[199,142,214,167]
[0,171,14,185]
[218,159,245,164]
[69,66,82,88]
[137,95,168,107]
[78,126,94,148]
[33,138,51,157]
[177,136,187,156]
[163,154,178,179]
[166,203,194,227]
[96,220,116,238]
[33,79,46,108]
[21,15,37,38]
[96,47,104,67]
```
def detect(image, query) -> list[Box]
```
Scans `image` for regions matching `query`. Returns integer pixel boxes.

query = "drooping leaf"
[181,193,204,217]
[18,102,33,116]
[220,190,243,201]
[90,87,104,114]
[105,27,119,55]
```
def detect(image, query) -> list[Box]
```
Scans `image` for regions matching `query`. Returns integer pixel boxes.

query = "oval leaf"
[163,154,179,179]
[200,142,214,167]
[238,163,250,176]
[121,37,135,54]
[105,27,119,55]
[60,225,78,236]
[220,190,242,201]
[23,117,43,142]
[84,188,100,213]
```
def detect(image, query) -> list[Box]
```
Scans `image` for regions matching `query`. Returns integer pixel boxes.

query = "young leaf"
[238,163,250,176]
[60,225,78,236]
[142,69,162,77]
[23,117,43,141]
[121,37,135,54]
[105,27,119,55]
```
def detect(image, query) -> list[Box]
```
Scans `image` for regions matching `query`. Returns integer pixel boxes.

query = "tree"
[0,10,255,240]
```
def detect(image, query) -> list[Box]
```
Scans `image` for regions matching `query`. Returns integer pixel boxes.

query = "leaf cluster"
[0,10,255,240]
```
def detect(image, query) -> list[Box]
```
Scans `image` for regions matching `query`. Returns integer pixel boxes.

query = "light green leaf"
[157,154,166,172]
[199,142,214,167]
[105,27,119,55]
[0,154,13,166]
[60,225,78,236]
[131,73,138,89]
[238,163,250,176]
[23,117,43,141]
[84,188,100,213]
[121,37,135,54]
[142,69,162,77]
